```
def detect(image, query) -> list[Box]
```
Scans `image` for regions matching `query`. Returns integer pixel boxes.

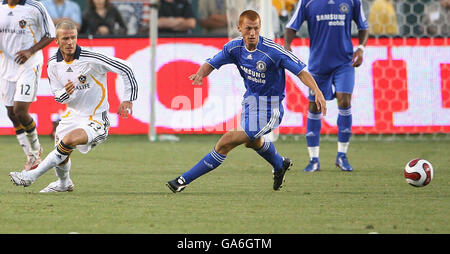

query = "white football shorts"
[54,110,110,154]
[0,64,42,107]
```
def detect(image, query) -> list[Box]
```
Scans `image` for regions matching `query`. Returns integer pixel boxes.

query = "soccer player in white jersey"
[9,20,138,192]
[166,10,327,193]
[0,0,55,170]
[284,0,369,172]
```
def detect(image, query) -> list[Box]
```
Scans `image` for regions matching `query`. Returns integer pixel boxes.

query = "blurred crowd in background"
[39,0,449,38]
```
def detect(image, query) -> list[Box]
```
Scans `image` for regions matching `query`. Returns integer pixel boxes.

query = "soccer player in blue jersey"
[166,10,327,193]
[284,0,369,172]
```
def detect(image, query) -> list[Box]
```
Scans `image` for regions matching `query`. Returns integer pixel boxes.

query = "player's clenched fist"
[65,80,75,95]
[118,101,133,118]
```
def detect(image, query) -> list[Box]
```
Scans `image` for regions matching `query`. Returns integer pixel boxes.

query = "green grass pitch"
[0,134,449,234]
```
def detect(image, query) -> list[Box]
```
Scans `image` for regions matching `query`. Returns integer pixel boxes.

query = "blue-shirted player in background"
[284,0,369,172]
[167,10,327,193]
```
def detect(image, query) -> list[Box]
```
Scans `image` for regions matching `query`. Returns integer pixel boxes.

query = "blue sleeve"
[353,0,369,30]
[206,42,235,69]
[279,50,307,75]
[285,1,305,31]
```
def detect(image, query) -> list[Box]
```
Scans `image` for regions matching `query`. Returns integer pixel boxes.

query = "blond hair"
[56,20,77,31]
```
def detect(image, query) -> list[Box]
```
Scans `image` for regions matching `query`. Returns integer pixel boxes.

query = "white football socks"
[338,142,349,154]
[27,149,69,181]
[55,159,71,187]
[16,132,31,158]
[308,146,320,159]
[25,129,41,157]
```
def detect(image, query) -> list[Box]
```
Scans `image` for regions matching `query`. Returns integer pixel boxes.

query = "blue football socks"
[182,148,226,184]
[337,107,352,144]
[306,110,322,149]
[255,139,283,172]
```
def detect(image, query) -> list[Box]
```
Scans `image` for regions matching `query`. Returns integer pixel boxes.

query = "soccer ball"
[404,158,433,187]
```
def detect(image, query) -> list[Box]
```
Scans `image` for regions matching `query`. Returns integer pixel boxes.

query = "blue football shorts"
[308,64,355,101]
[240,96,284,141]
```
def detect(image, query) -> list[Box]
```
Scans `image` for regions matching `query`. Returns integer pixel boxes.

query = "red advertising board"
[0,37,448,135]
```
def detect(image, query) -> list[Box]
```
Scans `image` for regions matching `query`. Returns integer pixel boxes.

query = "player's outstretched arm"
[297,70,327,116]
[188,63,214,85]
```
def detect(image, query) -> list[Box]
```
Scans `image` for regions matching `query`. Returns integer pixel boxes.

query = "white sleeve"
[81,50,138,102]
[35,1,56,38]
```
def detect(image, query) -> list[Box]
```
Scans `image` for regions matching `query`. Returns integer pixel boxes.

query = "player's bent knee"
[245,137,263,150]
[215,139,238,155]
[216,133,243,155]
[338,100,351,109]
[12,106,27,117]
[62,129,89,147]
[60,137,77,148]
[336,93,352,108]
[215,143,233,155]
[244,142,259,150]
[308,101,320,113]
[6,108,16,120]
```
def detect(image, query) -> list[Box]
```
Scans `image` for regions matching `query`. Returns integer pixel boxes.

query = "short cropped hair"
[239,10,261,25]
[55,20,77,31]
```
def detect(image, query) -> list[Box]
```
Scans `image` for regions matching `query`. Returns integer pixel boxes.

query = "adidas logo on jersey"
[328,0,335,4]
[8,11,13,16]
[66,67,73,72]
[247,54,253,60]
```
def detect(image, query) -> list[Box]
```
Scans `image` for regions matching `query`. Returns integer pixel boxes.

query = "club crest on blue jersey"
[339,3,349,14]
[19,20,26,29]
[256,60,267,72]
